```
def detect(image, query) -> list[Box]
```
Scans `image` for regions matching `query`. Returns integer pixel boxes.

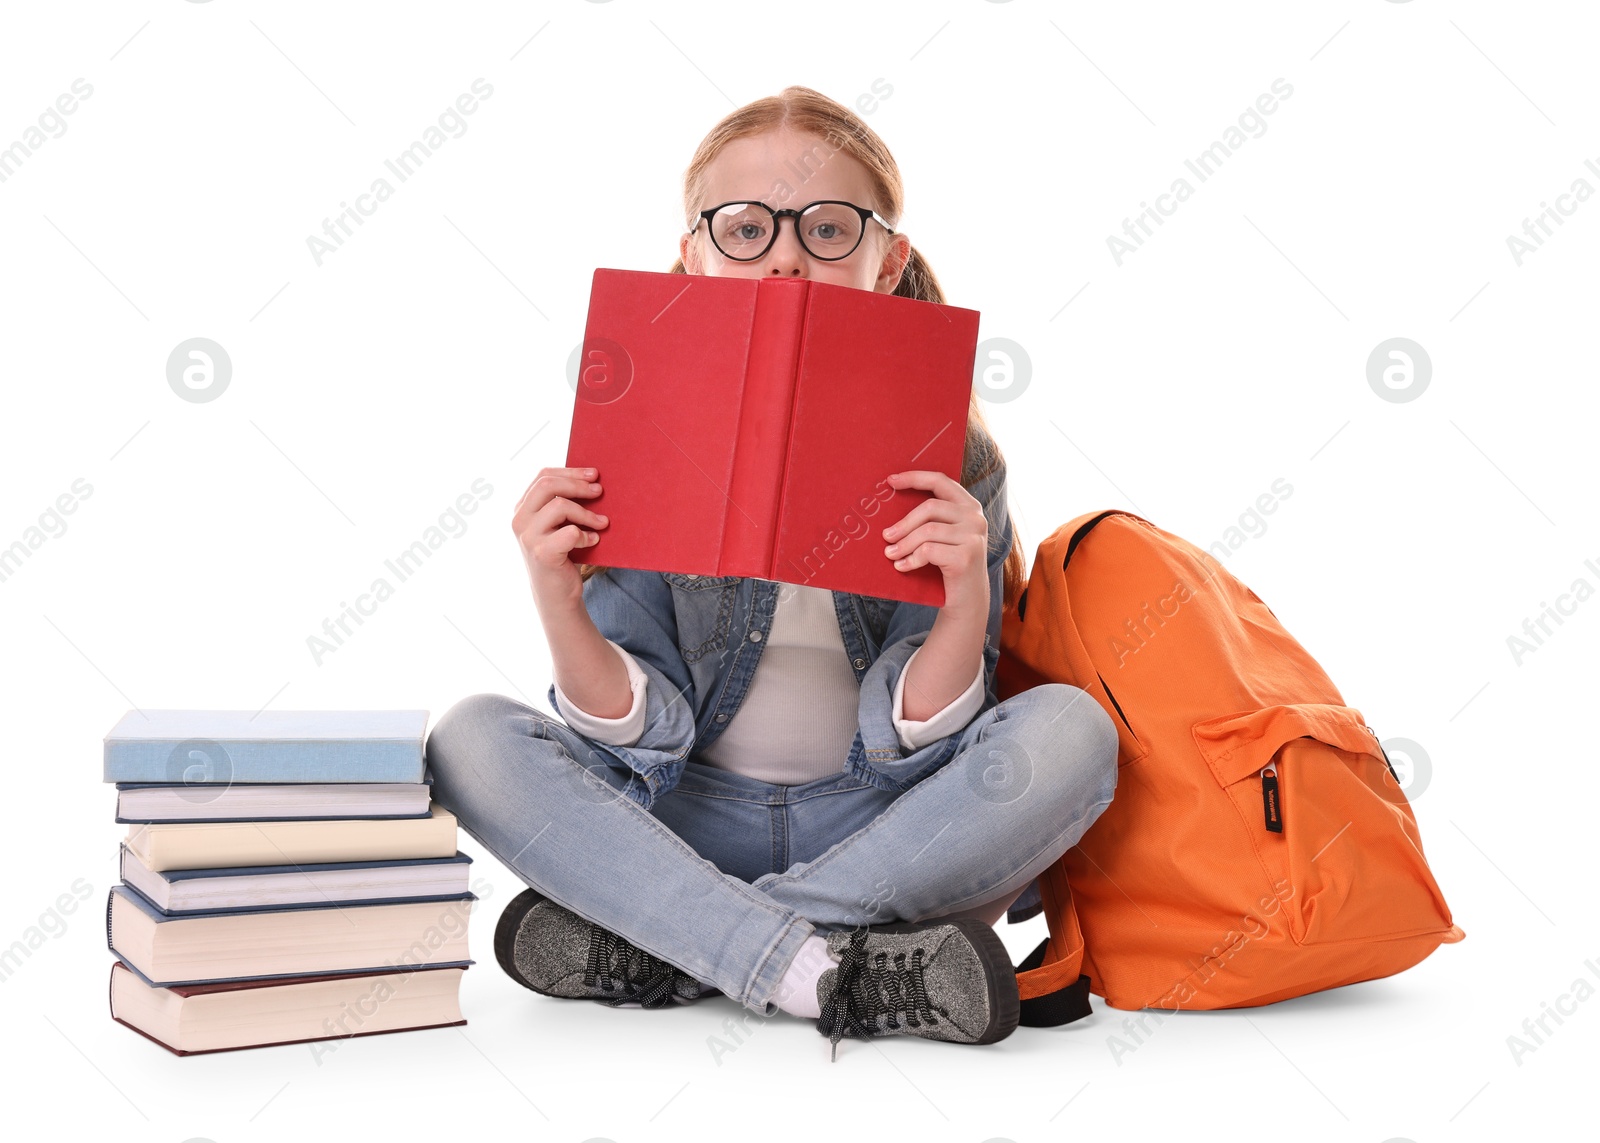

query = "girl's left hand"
[880,470,989,613]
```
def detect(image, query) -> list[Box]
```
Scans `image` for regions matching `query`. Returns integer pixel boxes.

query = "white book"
[119,847,474,914]
[115,781,433,823]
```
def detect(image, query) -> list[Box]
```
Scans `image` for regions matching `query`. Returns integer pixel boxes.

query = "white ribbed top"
[694,582,866,784]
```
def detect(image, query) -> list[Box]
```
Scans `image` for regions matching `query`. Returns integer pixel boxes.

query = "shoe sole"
[854,917,1022,1045]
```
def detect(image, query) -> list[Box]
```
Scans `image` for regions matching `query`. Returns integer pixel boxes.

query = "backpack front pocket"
[1194,704,1457,948]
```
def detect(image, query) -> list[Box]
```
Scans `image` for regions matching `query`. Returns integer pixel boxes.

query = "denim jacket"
[546,441,1015,811]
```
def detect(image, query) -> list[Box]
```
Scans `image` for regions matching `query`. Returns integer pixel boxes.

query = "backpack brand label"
[1261,770,1284,833]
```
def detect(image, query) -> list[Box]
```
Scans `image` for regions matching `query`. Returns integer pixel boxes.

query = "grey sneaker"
[815,919,1021,1059]
[494,888,716,1008]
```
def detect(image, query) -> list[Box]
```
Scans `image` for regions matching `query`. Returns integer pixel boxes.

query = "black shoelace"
[817,926,942,1061]
[583,926,683,1008]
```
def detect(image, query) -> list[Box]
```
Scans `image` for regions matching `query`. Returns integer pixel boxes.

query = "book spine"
[104,887,116,953]
[765,282,821,582]
[148,892,474,917]
[129,811,456,873]
[116,810,432,825]
[123,959,475,990]
[110,1013,468,1057]
[102,739,424,784]
[721,279,810,577]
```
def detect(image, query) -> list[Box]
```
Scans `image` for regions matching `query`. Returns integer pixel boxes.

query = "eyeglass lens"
[708,202,865,260]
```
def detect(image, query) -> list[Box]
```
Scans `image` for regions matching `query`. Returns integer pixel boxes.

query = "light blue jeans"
[424,683,1118,1017]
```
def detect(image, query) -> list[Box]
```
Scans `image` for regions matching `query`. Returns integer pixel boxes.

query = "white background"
[1,1,1595,1140]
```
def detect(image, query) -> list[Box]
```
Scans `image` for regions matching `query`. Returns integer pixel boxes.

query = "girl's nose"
[763,216,808,275]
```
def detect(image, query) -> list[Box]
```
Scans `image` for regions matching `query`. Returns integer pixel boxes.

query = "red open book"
[565,268,981,606]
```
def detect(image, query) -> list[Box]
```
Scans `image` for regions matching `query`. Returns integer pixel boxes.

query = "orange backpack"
[996,510,1464,1024]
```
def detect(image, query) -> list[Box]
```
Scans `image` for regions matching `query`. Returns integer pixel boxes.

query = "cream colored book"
[110,962,467,1055]
[108,885,474,986]
[124,806,458,872]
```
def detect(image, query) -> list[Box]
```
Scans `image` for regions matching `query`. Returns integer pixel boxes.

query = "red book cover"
[565,268,981,606]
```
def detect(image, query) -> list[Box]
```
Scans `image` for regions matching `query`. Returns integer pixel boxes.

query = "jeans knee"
[439,691,523,734]
[425,692,528,780]
[1015,683,1119,807]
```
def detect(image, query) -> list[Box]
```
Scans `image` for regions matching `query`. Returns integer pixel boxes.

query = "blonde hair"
[577,84,1026,609]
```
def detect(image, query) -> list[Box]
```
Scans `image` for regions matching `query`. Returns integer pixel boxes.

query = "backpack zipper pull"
[1259,763,1284,833]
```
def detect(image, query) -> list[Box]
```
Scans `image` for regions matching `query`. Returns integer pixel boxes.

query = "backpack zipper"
[1259,763,1284,833]
[1363,723,1401,783]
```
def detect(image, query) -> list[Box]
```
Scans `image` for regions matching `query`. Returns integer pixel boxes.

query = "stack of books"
[102,710,475,1056]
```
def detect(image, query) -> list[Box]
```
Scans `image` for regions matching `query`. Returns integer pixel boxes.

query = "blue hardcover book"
[103,709,430,784]
[120,846,474,913]
[106,883,475,988]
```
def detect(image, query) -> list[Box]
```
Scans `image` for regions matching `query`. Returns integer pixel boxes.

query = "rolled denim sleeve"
[853,441,1015,781]
[545,568,697,807]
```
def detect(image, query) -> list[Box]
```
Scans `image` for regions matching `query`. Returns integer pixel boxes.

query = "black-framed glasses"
[687,199,895,262]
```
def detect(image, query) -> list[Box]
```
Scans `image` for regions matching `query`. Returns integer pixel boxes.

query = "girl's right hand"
[511,466,608,605]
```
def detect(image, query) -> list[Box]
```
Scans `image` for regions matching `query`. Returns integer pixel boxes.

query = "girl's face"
[679,126,912,294]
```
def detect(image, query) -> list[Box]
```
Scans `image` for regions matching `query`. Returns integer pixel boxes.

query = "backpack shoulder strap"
[1007,509,1148,1025]
[1017,509,1149,764]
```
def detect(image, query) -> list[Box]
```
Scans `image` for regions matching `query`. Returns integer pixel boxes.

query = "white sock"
[772,934,834,1020]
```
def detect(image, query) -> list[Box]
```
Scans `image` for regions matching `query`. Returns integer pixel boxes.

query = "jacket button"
[749,630,762,642]
[715,713,728,722]
[852,657,866,670]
